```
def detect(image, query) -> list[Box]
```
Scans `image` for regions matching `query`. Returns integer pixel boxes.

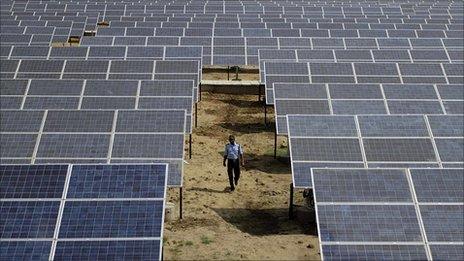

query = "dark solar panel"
[322,245,427,261]
[0,201,60,238]
[411,169,464,203]
[312,169,413,203]
[317,204,422,242]
[0,241,52,261]
[0,164,68,199]
[67,164,167,199]
[54,240,161,260]
[59,200,164,238]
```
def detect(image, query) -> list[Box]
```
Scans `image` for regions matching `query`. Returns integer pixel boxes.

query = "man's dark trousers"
[227,159,240,189]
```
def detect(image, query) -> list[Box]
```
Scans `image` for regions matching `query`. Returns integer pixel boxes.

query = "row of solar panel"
[0,78,196,132]
[0,110,186,186]
[272,83,463,133]
[1,60,200,101]
[263,61,463,104]
[2,25,462,37]
[4,7,462,16]
[5,3,462,12]
[3,14,463,24]
[0,164,167,260]
[5,34,463,49]
[286,115,463,188]
[3,47,463,70]
[311,168,463,260]
[1,46,204,60]
[1,59,199,74]
[4,21,463,32]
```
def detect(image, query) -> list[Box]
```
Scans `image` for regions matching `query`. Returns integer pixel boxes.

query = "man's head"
[229,135,235,144]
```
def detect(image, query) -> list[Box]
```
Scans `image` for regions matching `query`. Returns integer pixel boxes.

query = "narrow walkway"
[164,92,319,260]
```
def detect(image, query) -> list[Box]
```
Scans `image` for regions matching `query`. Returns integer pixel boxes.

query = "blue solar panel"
[312,169,413,203]
[54,240,161,260]
[322,244,428,261]
[420,205,464,242]
[0,241,51,261]
[410,169,464,203]
[0,201,60,238]
[0,165,68,199]
[317,205,423,242]
[429,245,464,261]
[59,201,164,238]
[67,165,167,198]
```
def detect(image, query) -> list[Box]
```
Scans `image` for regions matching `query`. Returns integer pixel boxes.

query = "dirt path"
[164,92,320,260]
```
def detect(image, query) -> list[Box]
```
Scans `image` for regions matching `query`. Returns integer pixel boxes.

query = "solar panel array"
[288,114,463,187]
[312,168,463,261]
[0,164,168,260]
[2,0,463,66]
[2,0,209,190]
[0,109,185,186]
[1,0,464,260]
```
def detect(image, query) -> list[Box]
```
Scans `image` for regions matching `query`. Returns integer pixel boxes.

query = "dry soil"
[163,91,320,260]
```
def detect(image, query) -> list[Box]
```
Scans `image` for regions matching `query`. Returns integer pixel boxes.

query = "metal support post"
[199,83,202,101]
[189,134,192,159]
[195,103,198,128]
[258,84,261,101]
[264,104,267,126]
[274,130,277,159]
[289,183,294,220]
[227,66,230,80]
[179,187,183,220]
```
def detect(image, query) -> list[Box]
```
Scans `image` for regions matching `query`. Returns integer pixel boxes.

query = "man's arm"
[240,146,245,166]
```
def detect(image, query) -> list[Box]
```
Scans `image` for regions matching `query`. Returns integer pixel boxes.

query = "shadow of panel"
[212,208,317,236]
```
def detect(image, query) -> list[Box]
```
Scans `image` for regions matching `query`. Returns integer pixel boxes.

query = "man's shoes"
[234,179,238,186]
[230,187,235,192]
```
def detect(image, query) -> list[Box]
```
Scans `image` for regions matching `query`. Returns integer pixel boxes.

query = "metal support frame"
[194,103,198,128]
[189,134,192,159]
[274,130,277,159]
[199,83,202,101]
[179,187,183,220]
[264,103,267,126]
[289,183,294,219]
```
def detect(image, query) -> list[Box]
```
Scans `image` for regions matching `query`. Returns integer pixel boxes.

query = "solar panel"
[54,240,161,260]
[313,168,413,202]
[0,201,61,238]
[0,164,168,261]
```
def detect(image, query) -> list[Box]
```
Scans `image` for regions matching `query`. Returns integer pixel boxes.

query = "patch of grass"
[185,240,194,246]
[200,235,213,245]
[263,147,288,159]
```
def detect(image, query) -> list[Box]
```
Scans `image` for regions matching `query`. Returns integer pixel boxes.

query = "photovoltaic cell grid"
[264,61,464,105]
[273,83,464,135]
[0,59,201,102]
[0,164,168,261]
[311,168,464,261]
[0,109,186,186]
[287,114,463,188]
[0,79,195,133]
[2,46,202,99]
[259,48,464,85]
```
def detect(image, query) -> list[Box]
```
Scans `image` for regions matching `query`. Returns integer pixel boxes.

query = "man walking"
[223,135,244,191]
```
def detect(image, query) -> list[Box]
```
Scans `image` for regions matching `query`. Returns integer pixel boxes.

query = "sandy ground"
[163,92,320,260]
